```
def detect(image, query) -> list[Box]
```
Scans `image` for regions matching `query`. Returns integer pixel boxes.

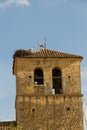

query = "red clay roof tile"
[13,48,83,58]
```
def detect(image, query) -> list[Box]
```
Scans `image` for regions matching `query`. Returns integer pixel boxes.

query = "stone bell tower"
[13,46,84,130]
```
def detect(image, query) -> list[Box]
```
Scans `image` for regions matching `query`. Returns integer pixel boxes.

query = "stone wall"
[13,55,83,129]
[16,95,83,130]
[14,57,82,95]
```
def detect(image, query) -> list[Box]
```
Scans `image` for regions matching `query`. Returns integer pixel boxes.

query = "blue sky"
[0,0,87,129]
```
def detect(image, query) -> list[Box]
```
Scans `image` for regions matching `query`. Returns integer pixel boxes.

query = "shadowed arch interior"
[34,68,44,84]
[52,68,62,94]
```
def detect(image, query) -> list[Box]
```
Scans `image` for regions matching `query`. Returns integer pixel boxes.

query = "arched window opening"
[52,68,62,94]
[34,68,44,85]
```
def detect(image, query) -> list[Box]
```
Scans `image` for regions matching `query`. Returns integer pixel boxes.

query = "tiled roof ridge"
[13,48,83,58]
[34,48,83,58]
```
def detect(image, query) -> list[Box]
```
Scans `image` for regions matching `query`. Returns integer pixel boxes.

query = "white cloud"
[0,0,30,8]
[16,0,30,6]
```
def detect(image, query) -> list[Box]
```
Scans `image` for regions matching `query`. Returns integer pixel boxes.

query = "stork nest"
[13,49,33,58]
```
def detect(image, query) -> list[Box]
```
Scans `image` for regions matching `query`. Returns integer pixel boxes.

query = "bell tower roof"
[13,48,83,59]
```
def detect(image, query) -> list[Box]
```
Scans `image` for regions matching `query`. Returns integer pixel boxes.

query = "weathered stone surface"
[16,95,83,130]
[13,49,84,130]
[14,57,82,95]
